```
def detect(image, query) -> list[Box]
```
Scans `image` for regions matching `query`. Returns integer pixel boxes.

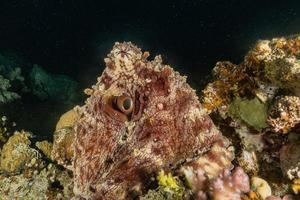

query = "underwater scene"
[0,0,300,199]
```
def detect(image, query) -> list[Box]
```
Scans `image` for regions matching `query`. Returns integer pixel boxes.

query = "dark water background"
[0,0,300,138]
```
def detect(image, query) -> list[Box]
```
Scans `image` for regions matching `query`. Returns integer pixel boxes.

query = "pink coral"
[211,167,250,200]
[182,166,249,200]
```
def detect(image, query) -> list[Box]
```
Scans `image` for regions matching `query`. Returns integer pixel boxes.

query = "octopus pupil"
[123,99,132,110]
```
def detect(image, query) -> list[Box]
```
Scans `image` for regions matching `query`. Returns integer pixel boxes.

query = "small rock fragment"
[35,140,53,159]
[51,127,74,169]
[238,150,259,175]
[55,109,77,130]
[251,177,272,199]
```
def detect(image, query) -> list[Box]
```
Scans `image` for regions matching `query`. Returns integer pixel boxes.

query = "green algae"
[229,97,268,131]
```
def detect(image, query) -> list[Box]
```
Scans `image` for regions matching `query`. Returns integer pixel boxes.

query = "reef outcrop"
[0,118,74,199]
[1,35,300,199]
[0,131,42,175]
[202,35,300,199]
[0,54,25,104]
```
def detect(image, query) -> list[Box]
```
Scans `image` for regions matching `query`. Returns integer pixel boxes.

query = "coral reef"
[0,52,81,107]
[292,179,300,195]
[36,140,53,159]
[182,166,250,200]
[51,127,74,169]
[0,163,73,199]
[180,140,234,190]
[51,109,77,169]
[0,54,27,104]
[238,150,259,175]
[267,96,300,134]
[251,177,272,199]
[202,34,300,199]
[0,115,15,146]
[2,35,300,199]
[211,167,250,200]
[29,64,79,104]
[141,171,185,200]
[55,109,77,130]
[0,116,7,144]
[156,171,185,199]
[228,97,268,131]
[279,141,300,180]
[0,125,73,199]
[202,61,242,112]
[0,131,43,175]
[0,75,20,104]
[73,42,233,199]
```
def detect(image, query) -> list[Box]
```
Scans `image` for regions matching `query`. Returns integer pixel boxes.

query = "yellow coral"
[202,81,229,112]
[156,170,184,199]
[51,127,74,169]
[0,131,42,174]
[55,109,77,130]
[292,178,300,194]
[35,140,53,159]
[157,171,179,189]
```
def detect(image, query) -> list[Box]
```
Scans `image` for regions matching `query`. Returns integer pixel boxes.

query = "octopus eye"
[113,95,134,115]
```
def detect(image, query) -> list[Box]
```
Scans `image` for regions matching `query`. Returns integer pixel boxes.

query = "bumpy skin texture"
[73,42,227,199]
[268,96,300,134]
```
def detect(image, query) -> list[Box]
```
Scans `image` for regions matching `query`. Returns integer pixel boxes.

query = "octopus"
[73,42,233,199]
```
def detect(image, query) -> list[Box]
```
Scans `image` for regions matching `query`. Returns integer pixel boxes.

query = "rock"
[55,109,77,130]
[228,97,268,131]
[0,75,20,104]
[29,64,79,104]
[50,109,77,169]
[51,127,74,169]
[0,53,27,105]
[238,150,259,175]
[235,124,265,152]
[0,163,73,199]
[267,96,300,134]
[35,140,53,159]
[265,56,300,96]
[0,131,43,174]
[251,177,272,199]
[280,141,300,180]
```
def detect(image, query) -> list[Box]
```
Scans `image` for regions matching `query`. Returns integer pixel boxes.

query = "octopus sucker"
[73,42,233,199]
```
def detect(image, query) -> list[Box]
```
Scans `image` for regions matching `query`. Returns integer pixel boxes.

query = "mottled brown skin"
[73,42,227,199]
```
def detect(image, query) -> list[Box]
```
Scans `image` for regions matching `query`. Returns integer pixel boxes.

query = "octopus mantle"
[73,42,232,199]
